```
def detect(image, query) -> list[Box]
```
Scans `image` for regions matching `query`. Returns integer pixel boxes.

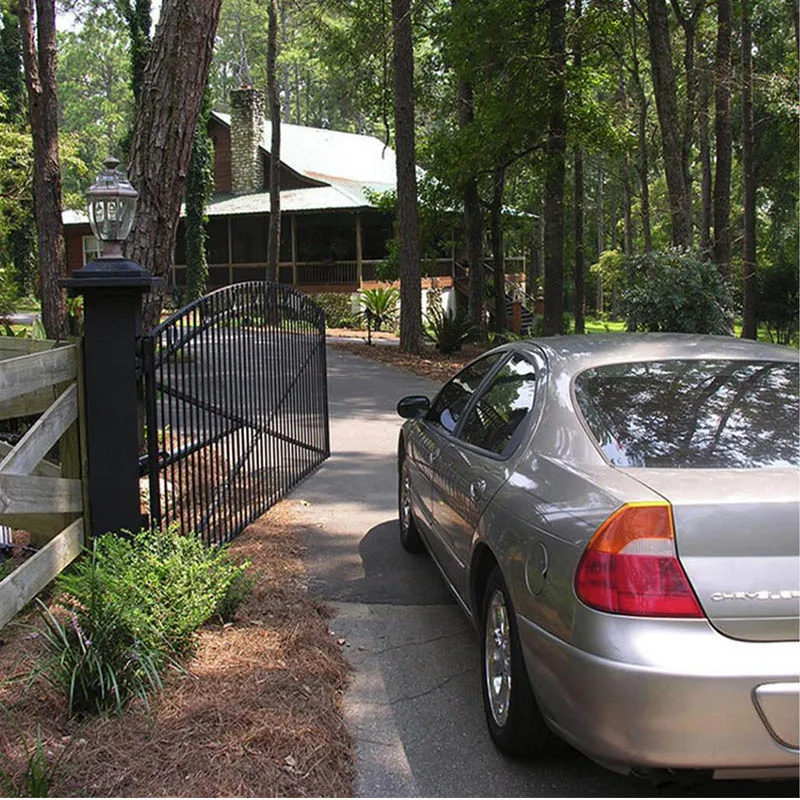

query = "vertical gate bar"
[320,306,331,459]
[225,286,239,542]
[210,292,222,542]
[143,334,162,529]
[244,284,255,525]
[175,313,186,536]
[197,298,210,541]
[235,285,247,535]
[185,306,197,538]
[278,285,287,500]
[239,285,249,529]
[283,286,292,497]
[248,284,260,524]
[165,328,178,531]
[191,303,203,538]
[267,282,278,506]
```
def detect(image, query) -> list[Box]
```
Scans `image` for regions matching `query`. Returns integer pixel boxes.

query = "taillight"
[574,502,704,618]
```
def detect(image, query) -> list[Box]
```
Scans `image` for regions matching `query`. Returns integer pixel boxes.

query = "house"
[63,87,456,296]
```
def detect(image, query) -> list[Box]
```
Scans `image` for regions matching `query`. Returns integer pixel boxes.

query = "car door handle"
[470,479,487,501]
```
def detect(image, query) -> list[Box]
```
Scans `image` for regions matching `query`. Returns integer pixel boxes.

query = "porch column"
[291,213,298,285]
[355,212,363,288]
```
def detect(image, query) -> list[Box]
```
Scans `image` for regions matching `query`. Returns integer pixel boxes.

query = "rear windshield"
[574,359,800,469]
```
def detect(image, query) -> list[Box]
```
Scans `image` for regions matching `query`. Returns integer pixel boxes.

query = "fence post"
[62,259,159,539]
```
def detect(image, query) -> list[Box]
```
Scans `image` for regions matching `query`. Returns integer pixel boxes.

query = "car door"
[419,352,505,576]
[431,354,539,600]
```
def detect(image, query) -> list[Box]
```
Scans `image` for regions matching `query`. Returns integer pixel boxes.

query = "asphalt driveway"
[288,345,798,798]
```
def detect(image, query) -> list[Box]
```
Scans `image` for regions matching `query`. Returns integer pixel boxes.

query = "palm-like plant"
[358,287,400,331]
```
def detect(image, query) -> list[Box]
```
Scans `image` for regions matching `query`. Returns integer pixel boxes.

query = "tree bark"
[646,0,692,248]
[392,0,421,354]
[543,0,567,336]
[713,0,733,280]
[456,74,485,335]
[741,0,757,339]
[573,0,585,333]
[267,0,281,281]
[19,0,67,340]
[630,5,653,252]
[698,57,713,254]
[126,0,223,330]
[670,0,706,248]
[490,165,506,333]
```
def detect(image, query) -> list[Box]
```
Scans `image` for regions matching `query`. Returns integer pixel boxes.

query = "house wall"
[65,223,94,275]
[209,117,232,193]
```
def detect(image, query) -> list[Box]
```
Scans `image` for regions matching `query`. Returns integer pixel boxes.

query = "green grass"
[581,317,627,334]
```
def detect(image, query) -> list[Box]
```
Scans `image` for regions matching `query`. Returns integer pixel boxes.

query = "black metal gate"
[140,282,329,545]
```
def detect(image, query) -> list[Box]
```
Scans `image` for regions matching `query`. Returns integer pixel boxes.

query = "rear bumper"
[518,610,800,775]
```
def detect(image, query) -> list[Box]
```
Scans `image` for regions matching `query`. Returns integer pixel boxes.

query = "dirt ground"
[0,333,474,797]
[0,503,354,797]
[327,328,488,382]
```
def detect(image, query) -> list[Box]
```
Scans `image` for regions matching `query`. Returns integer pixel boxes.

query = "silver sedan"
[396,333,799,781]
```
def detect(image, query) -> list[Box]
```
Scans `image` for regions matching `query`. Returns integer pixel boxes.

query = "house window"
[82,235,101,264]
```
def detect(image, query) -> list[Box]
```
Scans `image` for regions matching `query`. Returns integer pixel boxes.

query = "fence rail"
[0,340,84,631]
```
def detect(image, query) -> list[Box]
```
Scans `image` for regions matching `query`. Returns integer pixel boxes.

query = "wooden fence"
[0,338,84,630]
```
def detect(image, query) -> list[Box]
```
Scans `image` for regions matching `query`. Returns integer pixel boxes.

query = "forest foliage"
[0,0,796,339]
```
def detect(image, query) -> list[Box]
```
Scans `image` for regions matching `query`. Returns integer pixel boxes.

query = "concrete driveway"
[288,345,798,798]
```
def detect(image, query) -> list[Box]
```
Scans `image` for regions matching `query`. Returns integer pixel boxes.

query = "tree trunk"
[713,0,733,280]
[543,0,567,336]
[456,74,485,335]
[19,0,67,340]
[596,155,605,312]
[646,0,692,248]
[573,0,585,333]
[127,0,223,330]
[629,4,653,252]
[698,58,713,254]
[490,165,506,333]
[671,0,706,249]
[267,0,281,281]
[741,0,757,339]
[392,0,421,354]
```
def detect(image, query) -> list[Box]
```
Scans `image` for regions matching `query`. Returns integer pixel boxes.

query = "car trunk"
[621,468,799,642]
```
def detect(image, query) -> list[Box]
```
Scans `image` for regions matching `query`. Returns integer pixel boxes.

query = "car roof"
[513,333,799,376]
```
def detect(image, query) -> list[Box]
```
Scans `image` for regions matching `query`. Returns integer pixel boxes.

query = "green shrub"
[313,293,360,328]
[359,287,399,331]
[57,527,248,656]
[424,305,474,353]
[621,250,733,335]
[213,569,256,622]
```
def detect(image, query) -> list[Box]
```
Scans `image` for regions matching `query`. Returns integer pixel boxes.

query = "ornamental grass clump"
[424,305,474,353]
[39,526,250,717]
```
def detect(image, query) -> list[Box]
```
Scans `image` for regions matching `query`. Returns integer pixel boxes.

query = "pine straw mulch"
[0,501,354,798]
[327,329,490,383]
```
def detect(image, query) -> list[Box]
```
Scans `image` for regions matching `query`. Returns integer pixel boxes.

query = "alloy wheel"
[485,588,512,727]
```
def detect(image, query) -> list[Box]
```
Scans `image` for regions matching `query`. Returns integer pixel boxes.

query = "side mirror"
[397,395,430,419]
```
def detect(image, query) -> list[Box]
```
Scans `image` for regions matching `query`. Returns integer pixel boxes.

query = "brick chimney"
[230,88,266,193]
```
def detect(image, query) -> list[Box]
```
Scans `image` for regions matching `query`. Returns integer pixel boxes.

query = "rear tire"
[481,566,557,757]
[398,459,425,553]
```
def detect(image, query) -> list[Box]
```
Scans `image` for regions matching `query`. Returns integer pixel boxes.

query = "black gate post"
[62,259,159,538]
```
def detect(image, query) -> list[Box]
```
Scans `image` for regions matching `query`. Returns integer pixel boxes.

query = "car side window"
[458,355,537,456]
[428,353,503,434]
